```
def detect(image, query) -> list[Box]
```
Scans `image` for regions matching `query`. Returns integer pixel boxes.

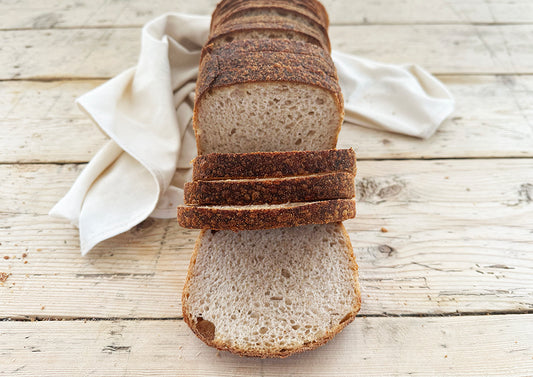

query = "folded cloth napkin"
[49,13,454,255]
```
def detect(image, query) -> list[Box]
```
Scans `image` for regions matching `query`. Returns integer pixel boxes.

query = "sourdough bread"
[177,199,355,231]
[182,223,361,358]
[184,172,355,206]
[194,39,343,154]
[192,149,356,180]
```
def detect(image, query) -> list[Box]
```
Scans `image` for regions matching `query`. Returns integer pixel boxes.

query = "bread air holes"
[259,327,268,334]
[281,268,291,278]
[195,317,216,341]
[224,36,234,43]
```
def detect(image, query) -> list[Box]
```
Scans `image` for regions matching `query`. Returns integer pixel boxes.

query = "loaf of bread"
[194,39,344,154]
[182,223,360,358]
[192,149,356,181]
[180,0,361,358]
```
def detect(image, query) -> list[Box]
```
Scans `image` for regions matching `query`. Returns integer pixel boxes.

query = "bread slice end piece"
[182,223,361,358]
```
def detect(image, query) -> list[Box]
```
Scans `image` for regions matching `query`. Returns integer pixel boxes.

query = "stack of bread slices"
[177,0,361,358]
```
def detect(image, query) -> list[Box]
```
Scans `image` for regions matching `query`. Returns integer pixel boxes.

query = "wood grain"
[2,24,533,80]
[1,159,531,318]
[1,315,532,376]
[2,0,533,29]
[1,75,532,163]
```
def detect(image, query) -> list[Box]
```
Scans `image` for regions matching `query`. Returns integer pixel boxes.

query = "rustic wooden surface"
[0,0,532,376]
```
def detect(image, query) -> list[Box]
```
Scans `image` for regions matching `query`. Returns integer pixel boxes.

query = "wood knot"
[378,245,395,256]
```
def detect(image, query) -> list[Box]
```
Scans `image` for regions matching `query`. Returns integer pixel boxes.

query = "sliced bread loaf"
[177,199,355,231]
[194,39,343,154]
[192,149,356,180]
[184,172,355,206]
[182,223,361,358]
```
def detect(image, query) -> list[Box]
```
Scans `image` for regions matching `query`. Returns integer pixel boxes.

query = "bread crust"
[211,0,329,34]
[184,172,355,205]
[207,14,331,52]
[194,39,344,155]
[181,223,361,358]
[192,148,356,180]
[177,199,355,230]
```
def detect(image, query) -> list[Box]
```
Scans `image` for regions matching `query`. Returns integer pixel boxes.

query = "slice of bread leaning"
[194,39,344,154]
[184,172,355,206]
[178,199,355,231]
[192,148,356,181]
[182,223,361,358]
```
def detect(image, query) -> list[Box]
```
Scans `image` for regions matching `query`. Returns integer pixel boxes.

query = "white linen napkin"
[49,13,454,255]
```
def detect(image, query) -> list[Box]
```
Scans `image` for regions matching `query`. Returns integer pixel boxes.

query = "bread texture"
[207,14,331,51]
[211,0,329,34]
[192,148,356,180]
[182,223,361,358]
[194,39,343,154]
[177,199,355,231]
[184,172,355,206]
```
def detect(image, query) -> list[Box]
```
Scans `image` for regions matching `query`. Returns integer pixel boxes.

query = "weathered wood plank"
[1,75,532,163]
[1,25,533,80]
[2,0,533,29]
[1,316,532,376]
[0,159,531,318]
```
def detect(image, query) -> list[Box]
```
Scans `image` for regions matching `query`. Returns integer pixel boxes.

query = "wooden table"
[1,1,532,375]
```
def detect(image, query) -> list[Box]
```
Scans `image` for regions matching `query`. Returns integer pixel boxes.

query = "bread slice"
[182,223,361,358]
[177,199,355,231]
[192,149,356,181]
[211,0,329,34]
[194,40,343,154]
[207,14,331,51]
[184,172,354,206]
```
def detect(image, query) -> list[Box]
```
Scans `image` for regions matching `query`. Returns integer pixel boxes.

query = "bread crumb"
[0,272,10,283]
[444,176,449,179]
[3,256,9,260]
[216,351,221,358]
[444,355,448,358]
[41,306,45,310]
[36,248,42,252]
[24,261,28,264]
[22,253,27,258]
[380,227,388,233]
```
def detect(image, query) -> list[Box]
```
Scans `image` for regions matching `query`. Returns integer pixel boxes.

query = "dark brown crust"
[192,148,356,180]
[197,40,339,99]
[194,39,343,155]
[185,172,355,205]
[177,199,355,231]
[206,14,331,52]
[181,223,361,358]
[211,0,329,35]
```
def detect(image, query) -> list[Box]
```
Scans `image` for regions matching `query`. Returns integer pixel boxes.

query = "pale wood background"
[1,0,532,376]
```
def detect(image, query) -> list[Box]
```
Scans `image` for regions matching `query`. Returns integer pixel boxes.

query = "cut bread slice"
[211,0,329,34]
[194,40,343,154]
[207,14,331,51]
[177,199,355,231]
[184,172,355,206]
[192,148,356,181]
[182,223,361,358]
